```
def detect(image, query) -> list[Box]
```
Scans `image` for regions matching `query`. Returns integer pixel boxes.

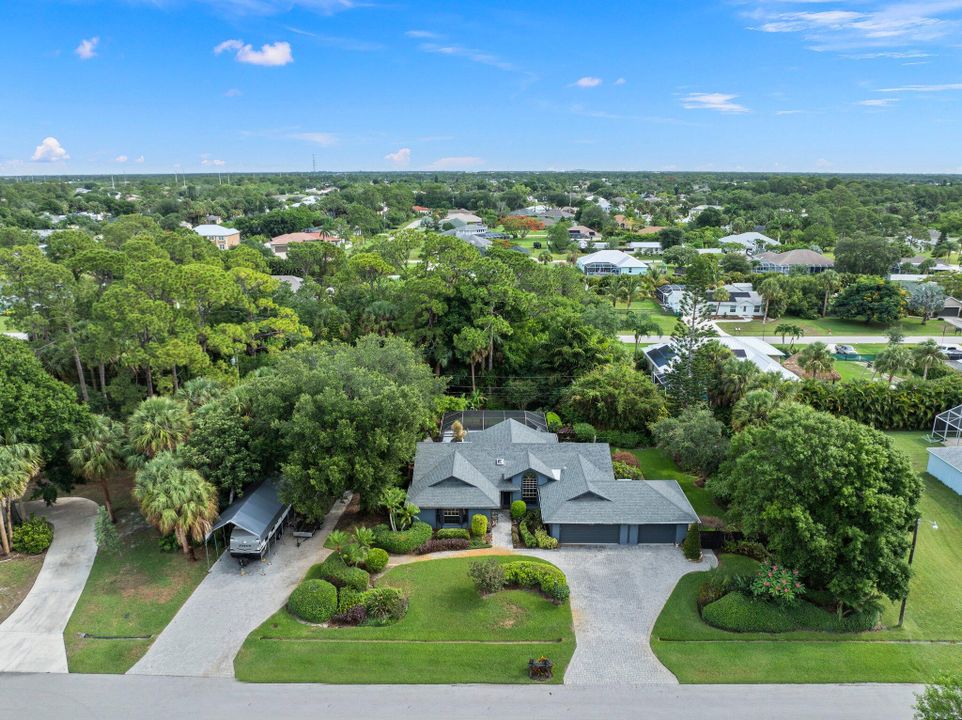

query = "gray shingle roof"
[408,418,699,526]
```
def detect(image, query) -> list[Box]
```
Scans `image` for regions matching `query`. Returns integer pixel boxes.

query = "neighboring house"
[407,417,698,544]
[926,446,962,495]
[890,277,962,317]
[754,249,834,274]
[445,210,484,226]
[718,231,779,255]
[576,250,649,276]
[412,205,431,214]
[627,241,662,255]
[898,256,958,274]
[271,275,304,292]
[587,195,612,212]
[194,224,240,250]
[267,231,340,259]
[695,248,724,255]
[568,224,598,240]
[683,204,722,223]
[643,337,797,383]
[656,283,763,317]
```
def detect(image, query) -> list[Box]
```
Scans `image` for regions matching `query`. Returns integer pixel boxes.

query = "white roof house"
[718,231,779,254]
[576,250,649,276]
[655,283,764,317]
[643,336,797,384]
[194,223,240,249]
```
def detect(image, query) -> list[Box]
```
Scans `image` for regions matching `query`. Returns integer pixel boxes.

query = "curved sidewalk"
[0,497,98,673]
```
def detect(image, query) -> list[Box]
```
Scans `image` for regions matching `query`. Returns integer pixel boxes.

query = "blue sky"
[3,0,962,175]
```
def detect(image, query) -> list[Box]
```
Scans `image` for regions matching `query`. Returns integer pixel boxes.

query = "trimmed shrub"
[702,592,878,633]
[533,527,559,549]
[721,540,769,561]
[611,450,640,467]
[604,430,644,449]
[337,587,364,614]
[436,528,471,540]
[331,604,367,626]
[12,516,53,554]
[363,587,408,622]
[510,500,527,521]
[364,547,389,574]
[612,460,644,480]
[288,579,337,623]
[469,559,506,595]
[503,561,570,602]
[572,422,597,442]
[471,513,488,538]
[697,575,735,609]
[545,411,562,433]
[308,553,370,592]
[373,521,433,554]
[415,538,470,555]
[682,523,701,560]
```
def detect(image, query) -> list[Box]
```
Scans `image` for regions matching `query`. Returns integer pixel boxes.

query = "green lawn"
[628,448,727,520]
[615,299,678,334]
[0,553,43,623]
[722,315,953,338]
[235,555,575,683]
[833,360,877,382]
[650,431,962,683]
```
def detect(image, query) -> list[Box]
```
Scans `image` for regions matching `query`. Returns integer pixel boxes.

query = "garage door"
[558,524,620,544]
[637,524,680,543]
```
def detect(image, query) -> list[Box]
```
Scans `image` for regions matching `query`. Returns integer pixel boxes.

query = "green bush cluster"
[519,512,558,549]
[363,547,389,573]
[362,587,408,622]
[572,422,597,442]
[721,540,769,561]
[337,587,364,614]
[502,561,570,602]
[308,553,370,592]
[470,513,488,538]
[287,579,338,623]
[435,528,470,540]
[372,521,432,554]
[702,592,879,633]
[468,559,506,594]
[545,411,562,433]
[12,515,53,554]
[510,500,527,521]
[681,524,701,560]
[612,460,644,480]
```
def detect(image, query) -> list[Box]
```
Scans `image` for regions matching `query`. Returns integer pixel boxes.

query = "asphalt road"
[0,674,920,720]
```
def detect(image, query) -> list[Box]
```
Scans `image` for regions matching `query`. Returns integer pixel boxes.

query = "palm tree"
[619,276,643,309]
[715,358,759,408]
[874,344,913,383]
[176,377,223,412]
[757,276,785,325]
[797,341,834,379]
[0,438,43,555]
[913,339,945,380]
[628,312,661,353]
[774,323,805,351]
[816,270,841,317]
[731,389,779,431]
[127,397,191,462]
[69,415,126,522]
[134,452,218,560]
[537,250,553,265]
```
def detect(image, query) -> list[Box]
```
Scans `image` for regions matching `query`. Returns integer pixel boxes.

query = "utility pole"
[313,153,316,173]
[897,516,922,627]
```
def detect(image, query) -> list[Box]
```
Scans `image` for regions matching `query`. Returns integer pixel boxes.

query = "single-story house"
[194,224,240,250]
[696,247,724,255]
[568,224,598,240]
[890,278,962,318]
[655,284,686,312]
[656,283,763,318]
[576,250,649,276]
[267,231,341,258]
[407,418,698,544]
[718,231,779,255]
[272,275,304,292]
[643,337,798,383]
[926,446,962,495]
[754,249,834,274]
[444,210,484,227]
[628,241,663,255]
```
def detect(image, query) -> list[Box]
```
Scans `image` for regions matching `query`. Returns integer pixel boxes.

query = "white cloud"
[614,77,626,85]
[114,155,128,163]
[135,155,145,163]
[815,158,833,169]
[200,154,226,166]
[214,39,293,66]
[775,109,807,115]
[289,132,337,146]
[858,98,898,106]
[418,43,515,71]
[31,137,70,162]
[384,147,411,167]
[224,88,243,97]
[573,76,602,88]
[75,37,99,60]
[192,0,354,15]
[879,82,962,92]
[428,156,484,170]
[405,30,439,38]
[681,92,750,113]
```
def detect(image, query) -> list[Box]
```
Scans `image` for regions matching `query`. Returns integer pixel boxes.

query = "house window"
[522,473,538,501]
[442,509,465,524]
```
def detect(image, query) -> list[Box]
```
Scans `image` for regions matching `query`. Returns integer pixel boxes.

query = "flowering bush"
[750,562,805,605]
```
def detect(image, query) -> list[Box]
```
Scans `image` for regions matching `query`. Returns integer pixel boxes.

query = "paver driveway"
[0,497,98,673]
[523,544,715,685]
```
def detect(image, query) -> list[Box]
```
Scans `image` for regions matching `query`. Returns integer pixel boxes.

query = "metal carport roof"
[206,479,290,543]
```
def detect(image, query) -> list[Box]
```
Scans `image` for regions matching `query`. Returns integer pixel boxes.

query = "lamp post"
[897,516,923,627]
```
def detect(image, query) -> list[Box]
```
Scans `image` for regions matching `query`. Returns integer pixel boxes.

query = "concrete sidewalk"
[0,497,98,673]
[128,492,351,678]
[621,333,958,346]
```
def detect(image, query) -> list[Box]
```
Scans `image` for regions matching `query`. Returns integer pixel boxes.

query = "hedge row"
[415,538,470,555]
[435,528,470,540]
[503,561,570,602]
[702,591,879,634]
[373,521,433,554]
[307,553,370,592]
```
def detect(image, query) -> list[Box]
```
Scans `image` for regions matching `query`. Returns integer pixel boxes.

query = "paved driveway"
[523,544,715,685]
[0,497,98,673]
[128,493,351,678]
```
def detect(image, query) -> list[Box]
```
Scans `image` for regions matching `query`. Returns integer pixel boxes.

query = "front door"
[500,492,512,509]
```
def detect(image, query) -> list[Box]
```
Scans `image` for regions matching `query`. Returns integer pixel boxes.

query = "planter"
[528,657,553,681]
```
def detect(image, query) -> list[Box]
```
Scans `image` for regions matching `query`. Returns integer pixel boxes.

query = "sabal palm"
[69,415,126,522]
[717,359,759,408]
[0,438,43,555]
[176,377,223,412]
[731,389,779,431]
[874,344,913,383]
[912,340,945,380]
[134,452,218,559]
[797,342,834,379]
[127,397,191,461]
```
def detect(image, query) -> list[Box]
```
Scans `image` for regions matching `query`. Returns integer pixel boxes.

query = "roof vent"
[495,458,505,466]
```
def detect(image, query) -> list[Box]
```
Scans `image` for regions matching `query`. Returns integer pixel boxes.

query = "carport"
[204,479,291,568]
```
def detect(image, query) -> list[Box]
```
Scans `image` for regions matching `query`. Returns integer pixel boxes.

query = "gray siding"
[417,508,493,529]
